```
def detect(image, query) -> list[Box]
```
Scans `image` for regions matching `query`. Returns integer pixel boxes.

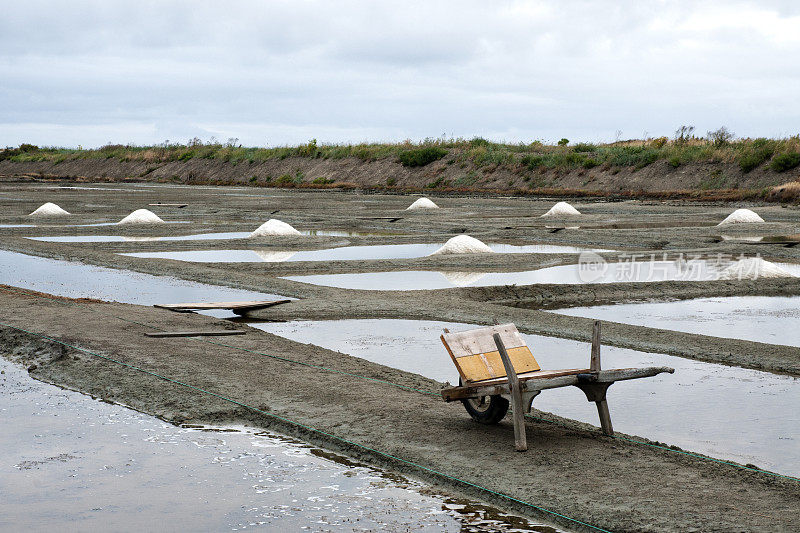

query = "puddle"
[248,319,800,477]
[121,243,613,263]
[0,358,557,532]
[551,296,800,348]
[28,230,401,243]
[718,234,800,244]
[283,259,800,289]
[0,250,289,318]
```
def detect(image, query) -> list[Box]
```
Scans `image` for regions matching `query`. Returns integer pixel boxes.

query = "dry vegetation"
[3,130,800,201]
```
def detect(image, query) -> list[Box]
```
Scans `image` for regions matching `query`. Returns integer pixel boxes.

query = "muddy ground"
[2,180,800,531]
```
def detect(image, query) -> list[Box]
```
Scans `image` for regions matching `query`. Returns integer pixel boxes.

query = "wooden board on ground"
[145,330,246,338]
[154,299,291,314]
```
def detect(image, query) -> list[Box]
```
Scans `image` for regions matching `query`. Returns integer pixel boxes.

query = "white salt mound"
[118,209,165,224]
[717,208,764,225]
[718,258,795,280]
[249,219,302,237]
[29,202,70,216]
[541,201,581,217]
[406,197,439,210]
[430,235,494,255]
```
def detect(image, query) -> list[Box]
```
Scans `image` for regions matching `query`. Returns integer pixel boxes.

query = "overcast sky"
[1,0,799,148]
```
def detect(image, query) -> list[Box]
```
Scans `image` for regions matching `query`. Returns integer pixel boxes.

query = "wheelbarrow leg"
[576,380,615,436]
[595,399,613,436]
[494,333,527,451]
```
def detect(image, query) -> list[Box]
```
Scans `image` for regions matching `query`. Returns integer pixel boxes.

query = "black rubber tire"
[459,378,509,424]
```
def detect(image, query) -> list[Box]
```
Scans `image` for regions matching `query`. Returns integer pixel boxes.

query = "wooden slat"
[145,330,245,338]
[154,299,291,311]
[455,346,541,382]
[475,368,589,386]
[443,324,527,357]
[441,366,674,401]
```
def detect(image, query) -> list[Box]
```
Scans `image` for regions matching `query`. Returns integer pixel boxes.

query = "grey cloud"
[1,0,799,147]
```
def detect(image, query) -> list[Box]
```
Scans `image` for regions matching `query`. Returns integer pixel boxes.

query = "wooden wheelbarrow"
[440,321,674,451]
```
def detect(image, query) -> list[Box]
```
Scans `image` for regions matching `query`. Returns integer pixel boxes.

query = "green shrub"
[668,156,681,168]
[521,154,545,170]
[18,143,39,152]
[397,146,447,167]
[583,158,599,169]
[275,174,294,185]
[650,137,668,149]
[469,137,491,147]
[707,126,734,147]
[557,138,569,146]
[178,151,194,161]
[425,176,448,189]
[607,146,659,168]
[771,152,800,172]
[573,142,595,152]
[739,140,775,173]
[312,176,334,184]
[386,177,397,186]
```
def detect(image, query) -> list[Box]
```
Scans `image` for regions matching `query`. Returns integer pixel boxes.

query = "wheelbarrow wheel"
[459,378,509,424]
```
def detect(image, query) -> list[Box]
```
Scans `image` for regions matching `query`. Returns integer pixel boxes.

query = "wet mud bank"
[1,289,798,532]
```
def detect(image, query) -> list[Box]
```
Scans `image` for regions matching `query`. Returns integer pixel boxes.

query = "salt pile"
[541,202,581,217]
[29,202,70,216]
[406,197,439,210]
[717,208,764,225]
[718,258,796,280]
[249,219,302,237]
[430,235,494,255]
[118,209,165,224]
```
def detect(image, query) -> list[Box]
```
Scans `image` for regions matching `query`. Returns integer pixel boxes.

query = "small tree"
[557,138,569,146]
[674,125,695,145]
[707,126,734,147]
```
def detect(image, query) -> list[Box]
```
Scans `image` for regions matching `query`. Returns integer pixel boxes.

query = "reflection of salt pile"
[122,236,161,242]
[254,250,297,262]
[430,235,494,255]
[720,235,763,242]
[406,197,439,210]
[717,208,764,225]
[718,258,796,280]
[249,219,302,237]
[440,271,487,286]
[118,209,164,224]
[29,202,70,216]
[541,201,581,217]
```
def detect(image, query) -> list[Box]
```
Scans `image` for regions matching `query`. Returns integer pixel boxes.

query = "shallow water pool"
[0,250,288,317]
[29,230,401,243]
[282,260,800,289]
[0,357,554,532]
[551,296,800,348]
[249,318,800,477]
[121,243,613,263]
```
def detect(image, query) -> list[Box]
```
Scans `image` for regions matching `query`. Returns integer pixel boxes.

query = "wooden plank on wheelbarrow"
[154,299,291,313]
[145,330,246,338]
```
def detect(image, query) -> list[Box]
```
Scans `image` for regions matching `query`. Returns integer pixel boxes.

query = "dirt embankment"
[2,289,798,533]
[1,153,798,200]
